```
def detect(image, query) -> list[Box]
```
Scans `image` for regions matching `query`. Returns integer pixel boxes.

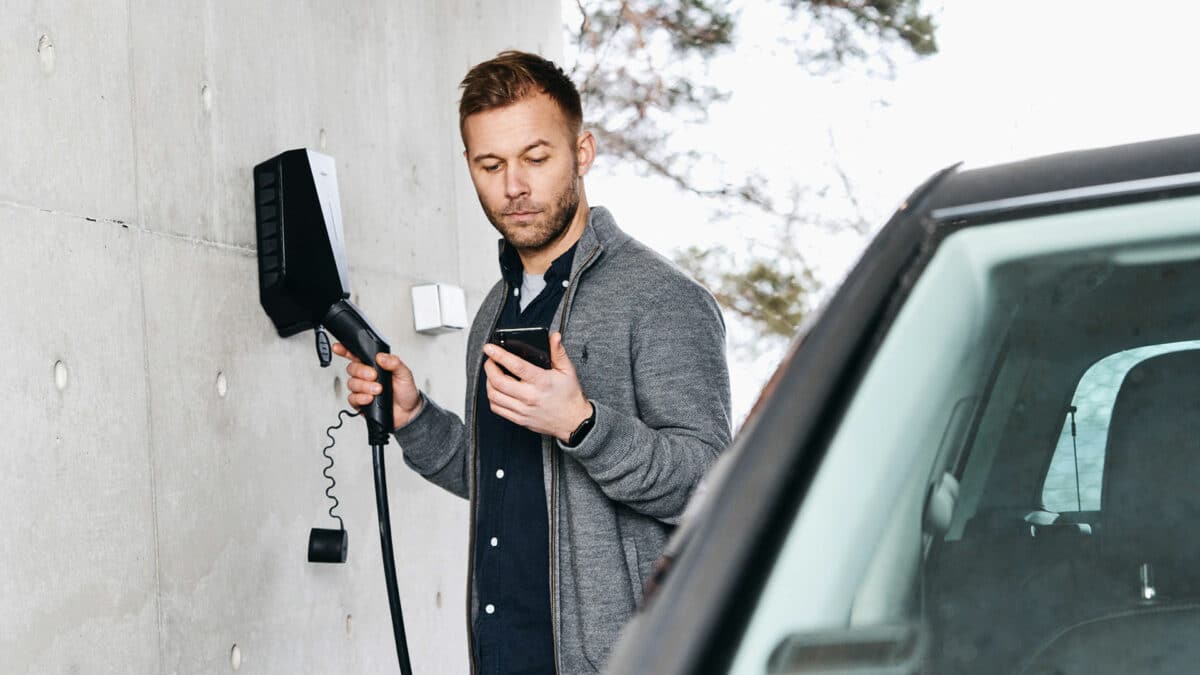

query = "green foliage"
[675,244,817,341]
[569,0,938,344]
[800,0,938,59]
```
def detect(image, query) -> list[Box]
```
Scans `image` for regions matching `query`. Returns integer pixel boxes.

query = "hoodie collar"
[495,206,628,286]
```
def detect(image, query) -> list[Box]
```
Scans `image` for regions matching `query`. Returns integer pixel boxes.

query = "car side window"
[720,195,1200,675]
[1041,341,1200,512]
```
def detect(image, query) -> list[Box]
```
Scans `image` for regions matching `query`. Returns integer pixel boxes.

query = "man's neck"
[517,199,590,274]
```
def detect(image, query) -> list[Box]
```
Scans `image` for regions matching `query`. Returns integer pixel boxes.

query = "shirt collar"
[498,239,578,289]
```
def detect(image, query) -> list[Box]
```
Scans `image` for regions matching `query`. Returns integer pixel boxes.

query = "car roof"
[922,133,1200,225]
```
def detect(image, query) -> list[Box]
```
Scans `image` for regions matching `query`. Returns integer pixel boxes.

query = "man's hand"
[483,331,592,443]
[332,343,424,429]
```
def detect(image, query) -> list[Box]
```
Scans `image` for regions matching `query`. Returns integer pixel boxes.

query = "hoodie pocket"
[624,537,644,608]
[582,537,644,671]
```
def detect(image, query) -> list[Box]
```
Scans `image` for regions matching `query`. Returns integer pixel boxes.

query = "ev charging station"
[252,149,413,675]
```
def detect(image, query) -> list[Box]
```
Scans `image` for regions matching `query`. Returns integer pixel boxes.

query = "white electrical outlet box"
[411,283,467,334]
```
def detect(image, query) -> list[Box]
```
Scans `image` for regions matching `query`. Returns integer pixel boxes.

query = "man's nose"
[504,166,529,200]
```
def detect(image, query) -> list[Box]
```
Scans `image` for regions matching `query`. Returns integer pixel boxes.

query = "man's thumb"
[376,352,402,373]
[550,332,573,371]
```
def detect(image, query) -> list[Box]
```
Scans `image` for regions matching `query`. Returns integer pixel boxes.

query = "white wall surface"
[0,2,562,673]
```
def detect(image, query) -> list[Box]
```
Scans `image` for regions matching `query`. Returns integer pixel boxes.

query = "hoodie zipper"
[471,241,601,674]
[548,245,601,674]
[468,284,507,675]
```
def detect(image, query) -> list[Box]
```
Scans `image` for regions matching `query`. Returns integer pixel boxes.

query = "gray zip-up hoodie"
[393,206,732,673]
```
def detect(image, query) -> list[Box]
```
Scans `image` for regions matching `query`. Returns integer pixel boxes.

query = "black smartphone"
[489,326,552,371]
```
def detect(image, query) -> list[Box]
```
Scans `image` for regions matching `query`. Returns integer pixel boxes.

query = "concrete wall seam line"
[0,197,257,256]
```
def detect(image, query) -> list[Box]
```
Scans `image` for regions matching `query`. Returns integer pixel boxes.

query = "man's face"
[462,92,583,252]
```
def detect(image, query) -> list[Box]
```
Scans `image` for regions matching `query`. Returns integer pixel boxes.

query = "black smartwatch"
[564,402,596,448]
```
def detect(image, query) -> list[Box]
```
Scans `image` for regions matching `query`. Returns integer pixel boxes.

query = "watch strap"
[565,402,596,447]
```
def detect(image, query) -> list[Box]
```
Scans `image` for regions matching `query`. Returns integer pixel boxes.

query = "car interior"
[924,259,1200,674]
[729,194,1200,674]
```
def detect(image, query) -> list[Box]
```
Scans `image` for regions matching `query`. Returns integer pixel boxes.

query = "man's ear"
[576,130,596,177]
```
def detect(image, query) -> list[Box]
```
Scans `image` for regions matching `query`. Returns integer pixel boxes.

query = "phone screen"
[489,327,551,370]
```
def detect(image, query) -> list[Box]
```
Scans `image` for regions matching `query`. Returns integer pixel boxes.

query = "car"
[605,133,1200,675]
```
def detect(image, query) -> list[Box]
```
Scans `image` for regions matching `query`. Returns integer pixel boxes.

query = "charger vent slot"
[254,164,284,289]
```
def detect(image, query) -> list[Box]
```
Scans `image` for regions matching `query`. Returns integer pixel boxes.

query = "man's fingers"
[335,344,408,381]
[376,352,413,379]
[348,393,374,408]
[481,356,508,383]
[482,343,535,381]
[484,383,525,426]
[346,361,378,382]
[483,358,534,401]
[488,402,524,427]
[331,342,363,364]
[485,376,527,414]
[347,376,383,396]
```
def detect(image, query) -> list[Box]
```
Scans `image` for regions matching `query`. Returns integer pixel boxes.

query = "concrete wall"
[0,2,562,673]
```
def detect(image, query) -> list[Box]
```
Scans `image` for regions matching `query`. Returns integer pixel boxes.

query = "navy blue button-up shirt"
[473,241,577,675]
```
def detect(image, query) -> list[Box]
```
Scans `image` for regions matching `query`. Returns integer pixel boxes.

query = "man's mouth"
[504,209,542,219]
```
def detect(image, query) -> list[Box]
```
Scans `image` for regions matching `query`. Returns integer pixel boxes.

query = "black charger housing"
[253,148,351,337]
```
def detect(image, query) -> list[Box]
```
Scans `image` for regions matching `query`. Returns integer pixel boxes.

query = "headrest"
[1102,349,1200,524]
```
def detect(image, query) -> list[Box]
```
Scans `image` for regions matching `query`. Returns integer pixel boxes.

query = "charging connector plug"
[321,300,394,446]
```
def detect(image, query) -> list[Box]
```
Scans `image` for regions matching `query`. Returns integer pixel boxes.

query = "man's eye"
[483,164,502,172]
[528,157,548,164]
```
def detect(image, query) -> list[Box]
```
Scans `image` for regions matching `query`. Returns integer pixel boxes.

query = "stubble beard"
[482,166,581,254]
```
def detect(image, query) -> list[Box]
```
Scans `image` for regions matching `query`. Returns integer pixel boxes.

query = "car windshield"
[728,193,1200,675]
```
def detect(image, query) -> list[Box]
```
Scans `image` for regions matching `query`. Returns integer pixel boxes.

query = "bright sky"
[572,0,1200,426]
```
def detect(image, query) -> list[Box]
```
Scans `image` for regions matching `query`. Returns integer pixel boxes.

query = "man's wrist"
[561,399,596,447]
[393,393,426,432]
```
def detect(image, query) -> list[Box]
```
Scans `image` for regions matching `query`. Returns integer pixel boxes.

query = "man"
[334,50,731,674]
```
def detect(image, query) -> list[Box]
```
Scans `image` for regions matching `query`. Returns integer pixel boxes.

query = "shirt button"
[490,537,498,547]
[561,280,569,288]
[513,288,520,297]
[495,469,505,479]
[485,604,495,614]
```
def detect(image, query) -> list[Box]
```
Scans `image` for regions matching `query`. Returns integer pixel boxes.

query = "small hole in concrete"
[230,643,242,670]
[54,360,68,391]
[216,372,228,398]
[435,591,443,608]
[334,376,343,397]
[319,128,328,150]
[345,613,353,636]
[37,34,55,73]
[423,378,432,395]
[201,83,212,112]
